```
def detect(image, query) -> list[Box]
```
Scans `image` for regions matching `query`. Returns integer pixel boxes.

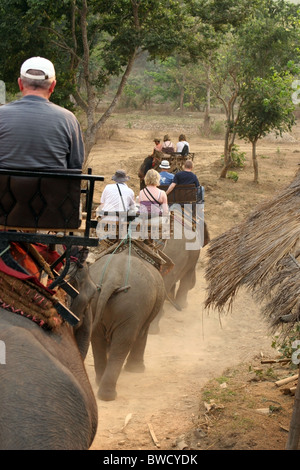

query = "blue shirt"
[160,171,174,185]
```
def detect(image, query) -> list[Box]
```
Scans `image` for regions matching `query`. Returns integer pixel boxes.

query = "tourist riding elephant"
[0,305,98,450]
[89,250,165,401]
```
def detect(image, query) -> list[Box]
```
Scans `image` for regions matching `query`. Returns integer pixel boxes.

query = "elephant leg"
[175,268,196,308]
[168,283,176,300]
[98,328,135,401]
[149,306,163,334]
[124,327,148,372]
[91,324,108,386]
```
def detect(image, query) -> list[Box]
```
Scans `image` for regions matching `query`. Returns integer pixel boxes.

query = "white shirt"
[176,140,189,153]
[96,183,135,239]
[99,183,135,212]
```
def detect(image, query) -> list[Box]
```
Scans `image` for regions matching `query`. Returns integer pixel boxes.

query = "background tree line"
[0,0,299,181]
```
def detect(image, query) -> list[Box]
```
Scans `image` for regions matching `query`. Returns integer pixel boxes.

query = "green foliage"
[0,0,189,101]
[221,144,246,168]
[236,71,296,143]
[227,171,239,182]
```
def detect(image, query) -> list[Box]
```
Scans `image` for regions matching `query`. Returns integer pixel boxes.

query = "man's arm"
[166,182,176,195]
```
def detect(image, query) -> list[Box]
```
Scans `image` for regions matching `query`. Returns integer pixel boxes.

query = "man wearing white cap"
[0,56,84,169]
[158,160,174,185]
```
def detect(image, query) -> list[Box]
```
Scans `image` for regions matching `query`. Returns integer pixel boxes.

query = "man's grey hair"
[21,69,54,90]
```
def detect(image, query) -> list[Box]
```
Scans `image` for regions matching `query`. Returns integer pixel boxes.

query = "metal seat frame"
[0,168,104,289]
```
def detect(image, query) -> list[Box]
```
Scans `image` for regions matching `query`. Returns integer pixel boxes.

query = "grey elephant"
[163,221,210,308]
[149,221,210,334]
[0,303,98,450]
[68,260,97,359]
[89,250,165,401]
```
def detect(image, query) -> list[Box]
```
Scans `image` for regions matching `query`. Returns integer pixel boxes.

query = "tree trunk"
[219,90,240,178]
[220,123,232,178]
[82,50,138,169]
[286,366,300,449]
[179,87,185,113]
[72,0,140,170]
[252,139,259,183]
[203,65,211,136]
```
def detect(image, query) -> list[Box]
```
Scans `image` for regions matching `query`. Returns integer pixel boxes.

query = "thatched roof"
[205,168,300,334]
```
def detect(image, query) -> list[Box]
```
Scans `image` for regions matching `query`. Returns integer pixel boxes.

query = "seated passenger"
[96,169,135,222]
[176,134,190,156]
[152,138,163,153]
[0,56,84,170]
[161,134,175,154]
[159,160,175,185]
[166,160,199,196]
[139,169,169,216]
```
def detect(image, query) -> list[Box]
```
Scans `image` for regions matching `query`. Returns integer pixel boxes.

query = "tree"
[207,0,300,178]
[0,0,189,166]
[235,72,296,183]
[186,0,262,172]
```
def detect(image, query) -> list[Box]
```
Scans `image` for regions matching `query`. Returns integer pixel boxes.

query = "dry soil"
[84,110,300,451]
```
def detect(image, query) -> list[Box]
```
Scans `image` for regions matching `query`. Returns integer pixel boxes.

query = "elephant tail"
[93,283,131,326]
[164,287,182,311]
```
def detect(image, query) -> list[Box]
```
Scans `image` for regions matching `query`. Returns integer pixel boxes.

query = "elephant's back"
[90,251,164,290]
[0,307,97,450]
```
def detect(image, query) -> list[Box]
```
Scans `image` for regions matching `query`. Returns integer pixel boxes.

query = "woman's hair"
[179,134,186,141]
[145,169,161,186]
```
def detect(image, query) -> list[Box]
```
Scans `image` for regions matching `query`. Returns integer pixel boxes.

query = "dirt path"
[88,257,275,451]
[85,112,300,451]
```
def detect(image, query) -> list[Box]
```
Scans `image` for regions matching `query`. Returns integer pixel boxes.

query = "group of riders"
[0,55,204,258]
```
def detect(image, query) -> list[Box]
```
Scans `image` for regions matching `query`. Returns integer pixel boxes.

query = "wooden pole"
[286,366,300,450]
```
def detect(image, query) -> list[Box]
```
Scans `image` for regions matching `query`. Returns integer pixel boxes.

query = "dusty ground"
[84,110,300,451]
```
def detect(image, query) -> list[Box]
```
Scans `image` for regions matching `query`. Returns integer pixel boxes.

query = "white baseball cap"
[20,56,56,80]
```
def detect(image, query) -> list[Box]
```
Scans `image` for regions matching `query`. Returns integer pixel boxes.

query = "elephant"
[163,221,210,308]
[0,304,98,450]
[149,220,210,334]
[68,259,97,359]
[89,250,165,401]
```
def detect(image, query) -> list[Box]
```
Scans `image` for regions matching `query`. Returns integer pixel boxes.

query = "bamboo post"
[286,366,300,450]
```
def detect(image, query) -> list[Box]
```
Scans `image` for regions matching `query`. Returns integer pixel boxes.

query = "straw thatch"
[205,168,300,333]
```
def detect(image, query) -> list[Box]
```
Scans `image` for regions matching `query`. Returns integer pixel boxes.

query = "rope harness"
[97,222,133,293]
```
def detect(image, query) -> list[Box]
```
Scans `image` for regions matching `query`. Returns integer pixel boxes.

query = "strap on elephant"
[97,223,133,294]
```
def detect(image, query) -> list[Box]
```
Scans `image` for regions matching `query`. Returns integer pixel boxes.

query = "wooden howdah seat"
[0,168,104,292]
[158,184,198,204]
[158,152,195,173]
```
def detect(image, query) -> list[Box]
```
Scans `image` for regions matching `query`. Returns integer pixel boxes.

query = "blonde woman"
[139,169,169,216]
